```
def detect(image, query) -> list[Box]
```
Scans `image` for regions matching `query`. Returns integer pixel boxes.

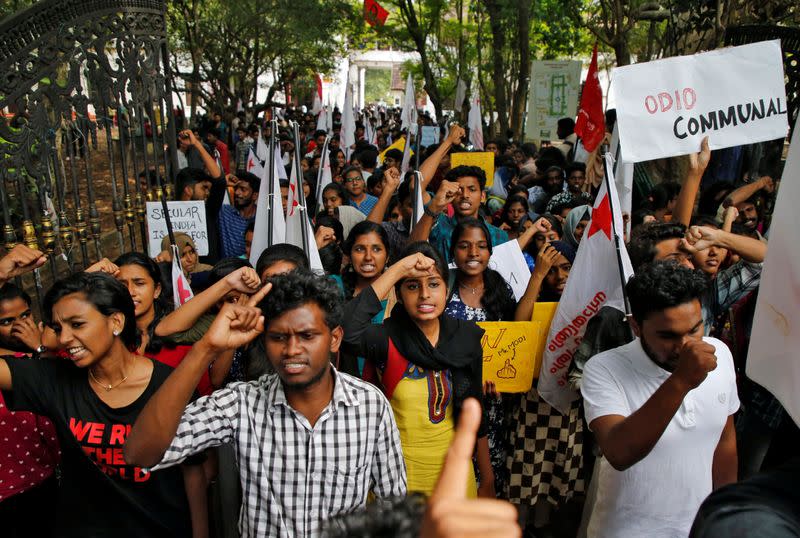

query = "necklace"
[459,282,484,295]
[89,356,134,391]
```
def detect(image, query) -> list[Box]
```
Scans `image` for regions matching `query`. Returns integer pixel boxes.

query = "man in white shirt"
[581,261,739,538]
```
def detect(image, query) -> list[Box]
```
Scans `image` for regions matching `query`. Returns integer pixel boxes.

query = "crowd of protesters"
[0,100,794,538]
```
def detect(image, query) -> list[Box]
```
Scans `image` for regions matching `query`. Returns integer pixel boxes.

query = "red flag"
[575,44,606,152]
[364,0,389,26]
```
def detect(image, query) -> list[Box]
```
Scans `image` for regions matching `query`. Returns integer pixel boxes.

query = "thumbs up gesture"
[420,398,521,538]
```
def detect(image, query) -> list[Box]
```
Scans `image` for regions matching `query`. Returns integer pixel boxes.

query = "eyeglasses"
[344,176,363,183]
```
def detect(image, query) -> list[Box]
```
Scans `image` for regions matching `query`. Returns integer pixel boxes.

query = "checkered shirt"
[703,260,762,335]
[152,367,407,537]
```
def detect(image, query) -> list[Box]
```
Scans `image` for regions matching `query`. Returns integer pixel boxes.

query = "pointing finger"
[245,282,272,307]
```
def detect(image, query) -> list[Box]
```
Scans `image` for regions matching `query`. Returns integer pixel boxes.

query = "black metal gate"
[0,0,179,305]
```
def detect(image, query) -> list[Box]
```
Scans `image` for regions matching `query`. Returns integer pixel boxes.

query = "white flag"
[256,127,268,162]
[468,90,484,150]
[249,147,286,266]
[409,171,425,233]
[286,157,323,272]
[340,81,356,157]
[316,106,327,133]
[454,78,467,113]
[315,137,333,208]
[171,244,194,308]
[400,125,416,175]
[401,74,418,133]
[747,116,799,425]
[538,153,634,414]
[311,75,323,115]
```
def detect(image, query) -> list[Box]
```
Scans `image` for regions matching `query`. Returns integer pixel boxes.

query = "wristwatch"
[32,345,46,359]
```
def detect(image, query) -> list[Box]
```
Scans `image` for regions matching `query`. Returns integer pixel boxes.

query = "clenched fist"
[671,339,717,391]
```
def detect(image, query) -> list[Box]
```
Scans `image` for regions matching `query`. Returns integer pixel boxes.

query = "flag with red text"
[538,153,634,414]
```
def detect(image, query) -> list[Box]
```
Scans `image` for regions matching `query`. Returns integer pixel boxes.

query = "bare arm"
[0,359,11,391]
[0,245,47,288]
[125,290,269,467]
[208,349,236,389]
[408,180,460,243]
[514,244,559,321]
[589,340,717,471]
[418,125,465,191]
[673,137,710,227]
[368,254,436,301]
[366,167,401,224]
[712,416,737,489]
[726,176,774,207]
[182,130,221,179]
[155,266,261,337]
[686,226,767,264]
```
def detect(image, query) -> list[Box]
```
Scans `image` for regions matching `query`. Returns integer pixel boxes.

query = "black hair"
[341,221,390,298]
[367,171,383,192]
[520,142,538,159]
[322,182,350,204]
[630,208,656,231]
[449,218,516,321]
[445,165,487,190]
[535,146,567,172]
[557,117,576,132]
[500,195,530,230]
[44,272,140,351]
[0,283,31,307]
[207,257,252,287]
[324,494,426,538]
[114,252,173,354]
[506,184,529,199]
[627,260,709,324]
[235,171,260,192]
[279,179,290,189]
[565,162,586,176]
[627,222,686,271]
[649,182,681,211]
[384,148,403,161]
[356,148,378,169]
[397,179,412,205]
[384,197,400,221]
[259,269,343,329]
[689,215,720,228]
[207,127,221,139]
[341,165,362,180]
[524,213,563,257]
[175,167,213,199]
[316,213,345,244]
[395,241,449,297]
[255,243,309,279]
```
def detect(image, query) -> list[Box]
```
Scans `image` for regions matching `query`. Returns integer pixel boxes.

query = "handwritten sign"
[524,60,581,141]
[613,40,789,163]
[146,201,208,257]
[531,302,558,380]
[420,125,440,147]
[478,321,540,392]
[488,240,531,301]
[450,151,495,188]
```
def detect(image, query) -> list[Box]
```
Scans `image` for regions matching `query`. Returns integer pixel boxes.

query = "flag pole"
[267,119,277,247]
[410,171,423,234]
[601,150,632,320]
[314,136,331,205]
[292,121,311,262]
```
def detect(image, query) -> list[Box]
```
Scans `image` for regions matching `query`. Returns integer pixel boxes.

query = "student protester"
[342,165,379,216]
[0,271,192,537]
[155,233,213,290]
[174,129,225,264]
[0,282,60,538]
[320,182,366,240]
[314,214,345,277]
[507,241,585,535]
[562,204,592,248]
[206,127,230,174]
[365,166,413,262]
[124,270,407,537]
[217,171,259,258]
[497,195,531,240]
[411,165,509,263]
[581,261,739,538]
[341,243,494,498]
[381,148,404,172]
[367,170,384,197]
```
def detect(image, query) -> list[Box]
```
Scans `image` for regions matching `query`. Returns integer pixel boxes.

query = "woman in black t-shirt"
[0,272,191,538]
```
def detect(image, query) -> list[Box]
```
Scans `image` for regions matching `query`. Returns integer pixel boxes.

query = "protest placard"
[450,151,495,188]
[487,240,531,301]
[146,201,208,257]
[524,60,582,142]
[478,321,540,392]
[532,302,558,380]
[613,40,789,163]
[420,125,440,147]
[379,136,412,162]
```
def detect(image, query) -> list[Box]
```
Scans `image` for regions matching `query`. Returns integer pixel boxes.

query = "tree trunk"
[510,0,531,139]
[485,0,509,136]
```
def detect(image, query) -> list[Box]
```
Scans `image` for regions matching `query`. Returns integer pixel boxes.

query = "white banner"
[613,40,789,163]
[524,60,582,142]
[146,201,208,257]
[747,116,800,426]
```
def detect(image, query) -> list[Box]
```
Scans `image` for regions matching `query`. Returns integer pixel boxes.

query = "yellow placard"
[531,302,558,379]
[478,321,540,393]
[379,137,413,162]
[450,151,495,188]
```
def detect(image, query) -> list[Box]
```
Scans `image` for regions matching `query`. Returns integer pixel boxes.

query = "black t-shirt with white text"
[2,357,191,538]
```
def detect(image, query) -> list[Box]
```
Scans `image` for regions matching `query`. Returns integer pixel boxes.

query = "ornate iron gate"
[0,0,179,305]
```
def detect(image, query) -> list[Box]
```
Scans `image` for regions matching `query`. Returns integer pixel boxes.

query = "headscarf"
[563,204,592,248]
[549,240,576,265]
[160,232,196,255]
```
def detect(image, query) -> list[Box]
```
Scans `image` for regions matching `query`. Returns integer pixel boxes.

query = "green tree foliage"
[167,0,356,116]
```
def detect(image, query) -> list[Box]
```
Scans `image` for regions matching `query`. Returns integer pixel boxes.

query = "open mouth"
[464,260,482,269]
[282,361,309,375]
[359,264,376,273]
[68,346,88,360]
[417,304,436,314]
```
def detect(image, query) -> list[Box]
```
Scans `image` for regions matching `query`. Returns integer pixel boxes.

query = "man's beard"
[640,335,677,372]
[281,362,330,392]
[234,200,251,211]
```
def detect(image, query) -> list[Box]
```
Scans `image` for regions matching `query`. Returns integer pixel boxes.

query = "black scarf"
[384,302,486,431]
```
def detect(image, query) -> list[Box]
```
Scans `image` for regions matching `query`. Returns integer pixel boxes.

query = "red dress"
[145,345,213,396]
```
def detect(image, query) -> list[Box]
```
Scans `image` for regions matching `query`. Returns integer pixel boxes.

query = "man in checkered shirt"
[124,270,407,537]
